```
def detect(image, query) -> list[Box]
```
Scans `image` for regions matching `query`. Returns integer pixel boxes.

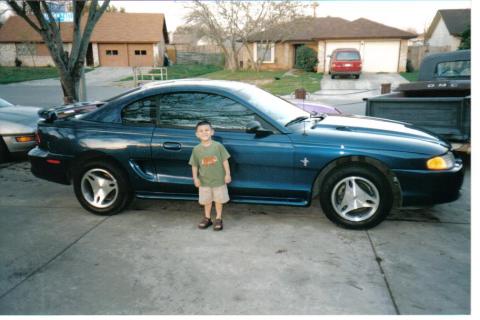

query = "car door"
[150,91,302,202]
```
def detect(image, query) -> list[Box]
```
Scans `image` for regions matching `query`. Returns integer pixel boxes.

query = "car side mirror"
[246,121,262,133]
[246,121,273,137]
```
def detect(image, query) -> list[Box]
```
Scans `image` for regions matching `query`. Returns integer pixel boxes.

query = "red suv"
[329,48,362,79]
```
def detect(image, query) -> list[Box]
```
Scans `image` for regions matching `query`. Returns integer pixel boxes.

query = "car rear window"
[335,51,360,61]
[435,60,470,78]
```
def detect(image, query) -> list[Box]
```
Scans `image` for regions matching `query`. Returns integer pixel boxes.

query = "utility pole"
[311,2,319,17]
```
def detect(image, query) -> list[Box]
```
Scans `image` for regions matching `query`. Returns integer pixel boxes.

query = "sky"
[116,0,471,34]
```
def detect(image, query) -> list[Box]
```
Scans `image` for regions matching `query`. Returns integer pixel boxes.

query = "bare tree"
[6,0,110,103]
[185,0,303,71]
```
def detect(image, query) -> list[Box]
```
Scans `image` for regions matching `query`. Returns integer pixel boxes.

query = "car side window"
[121,97,157,126]
[155,92,275,131]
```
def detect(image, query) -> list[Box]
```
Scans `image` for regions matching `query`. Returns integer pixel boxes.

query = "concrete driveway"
[303,73,408,115]
[320,72,408,91]
[0,160,470,315]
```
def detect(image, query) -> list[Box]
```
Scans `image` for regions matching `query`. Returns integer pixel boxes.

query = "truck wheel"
[73,160,133,215]
[320,165,393,229]
[0,137,10,163]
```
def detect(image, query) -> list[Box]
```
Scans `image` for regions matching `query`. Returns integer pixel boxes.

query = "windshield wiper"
[285,116,309,127]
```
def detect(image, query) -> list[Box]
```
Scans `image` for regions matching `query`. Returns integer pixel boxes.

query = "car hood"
[0,105,42,134]
[291,99,341,115]
[291,114,450,155]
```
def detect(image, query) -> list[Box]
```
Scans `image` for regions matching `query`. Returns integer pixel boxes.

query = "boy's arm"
[192,166,200,187]
[223,160,231,184]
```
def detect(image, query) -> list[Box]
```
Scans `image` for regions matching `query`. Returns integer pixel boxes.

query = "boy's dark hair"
[195,120,212,130]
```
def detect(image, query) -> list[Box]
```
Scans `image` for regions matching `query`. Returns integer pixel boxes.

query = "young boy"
[189,120,231,231]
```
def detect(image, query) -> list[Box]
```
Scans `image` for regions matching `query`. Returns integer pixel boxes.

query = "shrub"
[406,59,414,72]
[15,58,22,67]
[295,45,318,72]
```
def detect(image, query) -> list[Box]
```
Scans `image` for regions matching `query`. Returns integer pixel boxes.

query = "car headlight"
[426,152,455,170]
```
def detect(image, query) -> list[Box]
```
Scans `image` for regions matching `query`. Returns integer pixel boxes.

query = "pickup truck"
[365,50,470,154]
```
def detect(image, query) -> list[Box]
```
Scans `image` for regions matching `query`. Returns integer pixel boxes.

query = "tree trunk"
[59,73,77,104]
[7,0,110,104]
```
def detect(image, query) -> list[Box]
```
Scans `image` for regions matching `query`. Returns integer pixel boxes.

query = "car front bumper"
[28,147,72,185]
[393,160,465,206]
[2,134,36,153]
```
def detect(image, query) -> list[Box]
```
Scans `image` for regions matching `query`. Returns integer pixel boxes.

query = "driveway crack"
[0,215,111,301]
[366,230,400,315]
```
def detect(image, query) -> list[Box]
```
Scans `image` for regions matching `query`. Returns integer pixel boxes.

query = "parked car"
[366,50,470,153]
[0,97,42,162]
[29,80,464,229]
[329,48,362,79]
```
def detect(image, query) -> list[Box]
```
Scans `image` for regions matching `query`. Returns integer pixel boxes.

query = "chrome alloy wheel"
[330,176,380,222]
[80,168,119,209]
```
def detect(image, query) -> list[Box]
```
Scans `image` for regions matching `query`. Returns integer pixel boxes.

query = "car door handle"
[163,142,182,151]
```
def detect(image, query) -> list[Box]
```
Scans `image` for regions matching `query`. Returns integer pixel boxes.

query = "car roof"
[141,79,257,92]
[333,48,360,52]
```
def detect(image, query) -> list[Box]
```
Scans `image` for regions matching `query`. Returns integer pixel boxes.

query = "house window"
[106,50,118,56]
[16,43,36,56]
[254,43,275,63]
[134,50,147,56]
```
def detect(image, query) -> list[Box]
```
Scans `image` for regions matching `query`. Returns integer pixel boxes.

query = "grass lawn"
[0,66,59,84]
[122,64,323,95]
[400,71,419,82]
[0,66,94,84]
[203,69,323,95]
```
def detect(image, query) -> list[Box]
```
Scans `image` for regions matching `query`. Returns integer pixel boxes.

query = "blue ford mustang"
[29,80,464,229]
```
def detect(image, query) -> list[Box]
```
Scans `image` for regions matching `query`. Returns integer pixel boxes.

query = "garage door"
[325,41,361,72]
[99,44,128,66]
[362,41,400,72]
[128,44,153,67]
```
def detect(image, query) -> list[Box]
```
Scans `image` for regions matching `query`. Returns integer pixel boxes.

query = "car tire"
[331,74,336,79]
[319,165,393,229]
[354,74,360,79]
[0,137,10,163]
[73,160,133,215]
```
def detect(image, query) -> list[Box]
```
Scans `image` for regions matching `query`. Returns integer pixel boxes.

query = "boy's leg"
[204,202,212,218]
[214,202,223,219]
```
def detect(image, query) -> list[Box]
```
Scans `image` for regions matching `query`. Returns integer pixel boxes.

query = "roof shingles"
[0,12,167,43]
[439,9,470,36]
[247,16,416,42]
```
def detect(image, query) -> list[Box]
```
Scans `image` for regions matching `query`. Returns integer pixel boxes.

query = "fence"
[407,45,450,70]
[133,67,168,86]
[167,44,224,66]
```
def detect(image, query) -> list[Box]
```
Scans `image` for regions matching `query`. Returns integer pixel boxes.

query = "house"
[242,16,416,73]
[425,9,470,50]
[0,13,169,67]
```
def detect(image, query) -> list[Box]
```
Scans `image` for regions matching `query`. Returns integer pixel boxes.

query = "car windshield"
[0,98,13,108]
[336,51,360,61]
[237,86,310,127]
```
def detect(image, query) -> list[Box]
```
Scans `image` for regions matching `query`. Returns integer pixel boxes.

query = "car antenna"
[302,92,307,136]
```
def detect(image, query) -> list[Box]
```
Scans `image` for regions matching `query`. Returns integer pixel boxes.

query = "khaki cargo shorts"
[198,185,230,205]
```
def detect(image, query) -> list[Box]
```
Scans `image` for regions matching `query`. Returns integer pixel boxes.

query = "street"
[0,159,470,314]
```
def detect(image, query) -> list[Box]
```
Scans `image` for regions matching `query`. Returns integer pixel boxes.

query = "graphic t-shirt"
[189,140,231,187]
